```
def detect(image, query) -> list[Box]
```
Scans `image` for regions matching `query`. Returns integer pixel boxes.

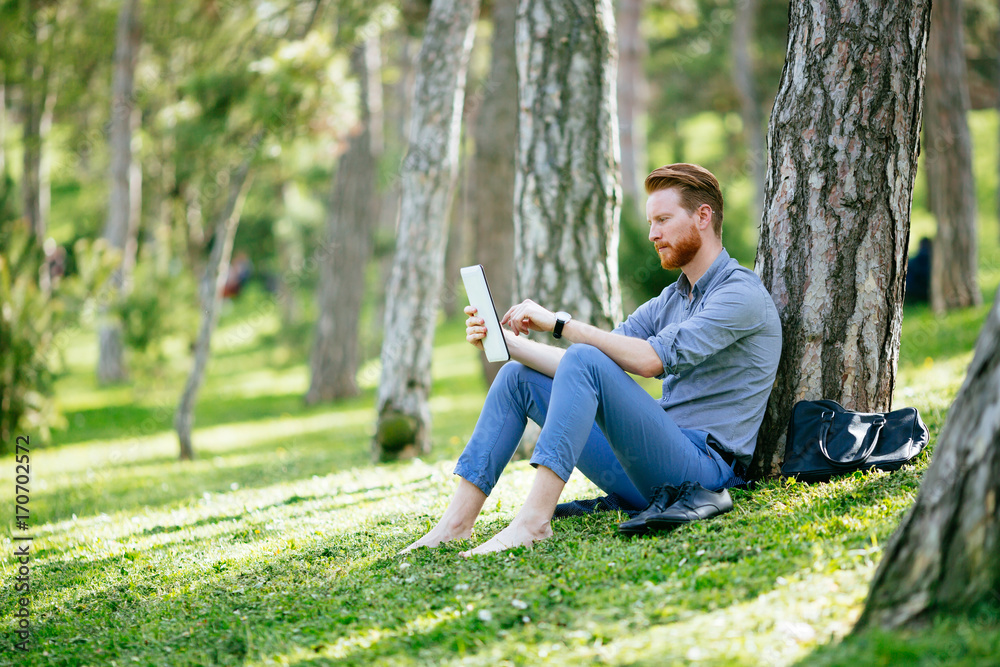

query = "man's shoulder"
[710,262,780,327]
[713,262,771,299]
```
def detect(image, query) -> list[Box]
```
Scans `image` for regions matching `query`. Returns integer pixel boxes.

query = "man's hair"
[644,163,724,237]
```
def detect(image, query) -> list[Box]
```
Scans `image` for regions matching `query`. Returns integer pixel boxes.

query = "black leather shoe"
[644,481,733,531]
[617,484,683,536]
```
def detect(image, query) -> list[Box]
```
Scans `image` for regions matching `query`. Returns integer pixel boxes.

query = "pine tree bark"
[472,0,517,386]
[926,0,981,313]
[175,158,254,461]
[306,37,382,404]
[858,285,1000,629]
[616,0,646,216]
[97,0,142,385]
[748,0,931,479]
[373,0,480,460]
[732,0,766,226]
[513,0,623,331]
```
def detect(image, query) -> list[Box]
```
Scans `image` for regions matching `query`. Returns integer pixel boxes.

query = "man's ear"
[698,204,714,230]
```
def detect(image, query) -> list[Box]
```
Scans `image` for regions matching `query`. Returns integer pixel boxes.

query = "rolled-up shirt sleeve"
[647,282,768,379]
[612,298,658,340]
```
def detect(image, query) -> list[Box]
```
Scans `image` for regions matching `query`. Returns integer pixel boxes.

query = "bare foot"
[460,519,553,557]
[399,521,473,555]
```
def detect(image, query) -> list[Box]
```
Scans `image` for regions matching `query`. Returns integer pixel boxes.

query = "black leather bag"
[780,399,929,482]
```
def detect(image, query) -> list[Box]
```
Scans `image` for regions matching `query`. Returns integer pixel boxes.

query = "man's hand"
[465,305,487,351]
[501,299,557,336]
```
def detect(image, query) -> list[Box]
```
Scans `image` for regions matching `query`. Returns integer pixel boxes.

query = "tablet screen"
[460,265,511,363]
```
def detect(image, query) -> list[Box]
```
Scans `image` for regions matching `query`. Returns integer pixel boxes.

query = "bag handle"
[817,411,886,467]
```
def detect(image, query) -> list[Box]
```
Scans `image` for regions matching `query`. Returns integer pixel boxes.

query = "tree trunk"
[513,0,623,331]
[731,0,766,227]
[371,34,416,364]
[175,158,254,461]
[275,182,301,325]
[748,0,931,479]
[442,129,473,319]
[373,0,480,461]
[926,0,981,313]
[306,37,382,404]
[0,69,5,179]
[858,285,1000,629]
[97,0,142,385]
[20,9,55,240]
[472,0,517,386]
[616,0,646,217]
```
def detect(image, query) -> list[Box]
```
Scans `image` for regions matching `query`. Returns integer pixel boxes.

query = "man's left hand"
[501,299,557,336]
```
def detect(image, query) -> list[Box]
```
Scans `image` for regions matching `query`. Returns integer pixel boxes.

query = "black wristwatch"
[553,311,572,339]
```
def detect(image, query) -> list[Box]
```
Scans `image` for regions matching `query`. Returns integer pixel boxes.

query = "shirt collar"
[677,248,732,299]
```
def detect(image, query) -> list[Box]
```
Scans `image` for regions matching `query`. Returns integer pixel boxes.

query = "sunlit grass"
[3,139,1000,663]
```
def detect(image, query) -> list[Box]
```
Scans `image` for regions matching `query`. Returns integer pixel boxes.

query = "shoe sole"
[617,523,649,536]
[645,509,731,531]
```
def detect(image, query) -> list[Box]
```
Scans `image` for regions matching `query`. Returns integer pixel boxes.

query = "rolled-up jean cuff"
[528,455,573,484]
[452,465,495,498]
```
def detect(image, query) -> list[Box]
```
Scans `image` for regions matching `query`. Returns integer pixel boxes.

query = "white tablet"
[460,265,511,363]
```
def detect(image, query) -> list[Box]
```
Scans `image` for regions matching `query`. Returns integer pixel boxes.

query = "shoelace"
[669,481,702,508]
[644,483,681,513]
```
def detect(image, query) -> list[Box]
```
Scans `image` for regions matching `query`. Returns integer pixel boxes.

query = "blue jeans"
[454,344,736,510]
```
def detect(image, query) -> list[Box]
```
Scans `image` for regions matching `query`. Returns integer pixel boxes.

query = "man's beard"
[656,223,701,270]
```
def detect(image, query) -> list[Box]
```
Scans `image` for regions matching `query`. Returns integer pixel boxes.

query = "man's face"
[646,188,703,270]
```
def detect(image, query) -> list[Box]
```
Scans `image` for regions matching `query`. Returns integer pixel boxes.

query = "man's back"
[613,249,782,466]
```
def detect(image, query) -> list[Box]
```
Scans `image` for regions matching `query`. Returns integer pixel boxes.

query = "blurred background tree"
[0,0,996,458]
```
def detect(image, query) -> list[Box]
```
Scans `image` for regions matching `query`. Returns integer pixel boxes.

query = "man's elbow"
[637,357,663,379]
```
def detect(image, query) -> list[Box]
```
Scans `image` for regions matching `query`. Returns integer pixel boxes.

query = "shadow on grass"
[49,388,376,448]
[12,469,930,666]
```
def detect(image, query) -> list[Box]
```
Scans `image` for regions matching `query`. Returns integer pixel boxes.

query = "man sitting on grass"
[402,163,782,556]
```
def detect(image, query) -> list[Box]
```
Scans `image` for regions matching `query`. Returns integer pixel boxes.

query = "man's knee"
[494,360,531,390]
[560,343,610,371]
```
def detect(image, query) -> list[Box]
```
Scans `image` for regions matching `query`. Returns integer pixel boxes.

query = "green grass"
[3,225,1000,661]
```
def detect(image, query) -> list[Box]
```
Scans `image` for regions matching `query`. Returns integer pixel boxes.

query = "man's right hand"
[465,305,487,351]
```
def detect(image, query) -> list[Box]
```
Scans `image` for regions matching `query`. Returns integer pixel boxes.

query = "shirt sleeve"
[612,292,661,339]
[647,279,769,379]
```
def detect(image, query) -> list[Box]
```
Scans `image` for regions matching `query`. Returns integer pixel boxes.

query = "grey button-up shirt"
[613,249,782,467]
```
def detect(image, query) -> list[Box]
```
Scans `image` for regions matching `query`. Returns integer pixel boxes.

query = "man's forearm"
[505,330,565,378]
[560,320,663,378]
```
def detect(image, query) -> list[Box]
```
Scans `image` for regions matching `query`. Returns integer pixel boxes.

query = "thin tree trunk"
[858,285,1000,630]
[371,34,416,360]
[0,69,5,179]
[442,128,473,319]
[472,0,518,386]
[616,0,646,216]
[152,73,176,279]
[20,8,53,240]
[97,0,142,385]
[306,37,382,404]
[175,158,254,461]
[732,0,765,226]
[373,0,480,460]
[513,0,623,331]
[275,182,301,324]
[748,0,931,479]
[122,105,142,291]
[183,182,206,282]
[926,0,981,313]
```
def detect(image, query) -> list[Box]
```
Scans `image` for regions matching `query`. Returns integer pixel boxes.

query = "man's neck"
[681,242,724,294]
